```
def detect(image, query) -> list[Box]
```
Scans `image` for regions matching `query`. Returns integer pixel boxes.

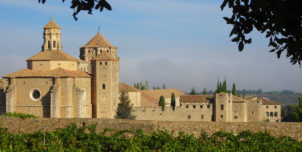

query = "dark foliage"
[0,124,301,151]
[115,90,135,119]
[221,0,302,65]
[38,0,112,20]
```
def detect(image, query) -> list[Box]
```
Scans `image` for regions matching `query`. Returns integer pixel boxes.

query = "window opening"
[102,84,106,90]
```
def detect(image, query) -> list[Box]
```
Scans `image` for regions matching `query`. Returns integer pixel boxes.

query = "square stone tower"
[80,30,120,118]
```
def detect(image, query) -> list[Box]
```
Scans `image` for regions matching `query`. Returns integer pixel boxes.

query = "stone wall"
[0,117,301,140]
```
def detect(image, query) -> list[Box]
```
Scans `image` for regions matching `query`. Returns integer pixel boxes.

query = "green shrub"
[0,112,37,119]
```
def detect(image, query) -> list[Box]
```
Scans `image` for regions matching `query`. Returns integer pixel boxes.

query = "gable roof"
[180,95,214,103]
[27,51,81,62]
[140,89,185,107]
[3,68,90,78]
[232,96,247,103]
[84,32,113,48]
[119,83,139,92]
[44,18,60,29]
[262,98,281,105]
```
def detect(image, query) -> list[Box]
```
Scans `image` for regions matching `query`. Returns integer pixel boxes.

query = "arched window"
[266,112,269,117]
[48,41,51,49]
[274,112,278,117]
[102,84,106,90]
[270,112,273,117]
[53,41,56,47]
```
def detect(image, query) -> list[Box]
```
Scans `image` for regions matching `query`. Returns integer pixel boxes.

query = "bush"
[0,112,38,119]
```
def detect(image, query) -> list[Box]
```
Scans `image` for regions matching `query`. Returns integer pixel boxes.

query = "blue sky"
[0,0,301,92]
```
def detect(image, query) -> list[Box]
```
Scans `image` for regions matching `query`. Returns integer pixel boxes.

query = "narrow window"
[266,112,269,117]
[48,41,51,49]
[53,41,56,47]
[100,62,102,65]
[188,115,191,119]
[221,104,224,110]
[221,115,223,118]
[201,115,204,119]
[105,62,107,65]
[270,112,273,117]
[102,84,106,90]
[193,105,196,108]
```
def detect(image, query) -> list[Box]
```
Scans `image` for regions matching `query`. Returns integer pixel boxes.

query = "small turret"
[42,16,62,51]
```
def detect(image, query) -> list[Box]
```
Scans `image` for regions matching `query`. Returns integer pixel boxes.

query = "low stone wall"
[0,117,301,140]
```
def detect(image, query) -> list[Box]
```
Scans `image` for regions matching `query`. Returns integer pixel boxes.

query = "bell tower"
[42,16,62,51]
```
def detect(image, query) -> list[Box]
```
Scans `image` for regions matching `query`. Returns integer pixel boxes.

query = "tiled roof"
[180,95,214,103]
[84,32,113,48]
[140,89,185,107]
[4,68,90,78]
[119,83,139,92]
[262,98,281,105]
[44,18,60,29]
[27,51,81,61]
[232,96,246,103]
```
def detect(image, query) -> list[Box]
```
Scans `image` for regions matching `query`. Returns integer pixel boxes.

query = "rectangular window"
[188,115,191,119]
[207,104,210,108]
[102,84,106,90]
[53,41,56,47]
[186,105,189,109]
[48,41,51,49]
[193,105,196,108]
[274,112,278,117]
[221,115,223,118]
[201,115,204,119]
[221,104,224,110]
[200,105,203,108]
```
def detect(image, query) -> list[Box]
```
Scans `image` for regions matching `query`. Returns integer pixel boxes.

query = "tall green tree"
[292,96,302,121]
[171,93,176,111]
[115,90,135,119]
[232,83,237,96]
[202,88,207,95]
[189,87,197,95]
[222,79,227,93]
[159,96,165,111]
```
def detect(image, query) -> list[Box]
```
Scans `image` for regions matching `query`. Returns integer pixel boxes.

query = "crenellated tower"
[81,29,120,118]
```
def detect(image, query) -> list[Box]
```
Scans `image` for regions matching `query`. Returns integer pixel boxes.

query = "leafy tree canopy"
[38,0,112,20]
[221,0,302,65]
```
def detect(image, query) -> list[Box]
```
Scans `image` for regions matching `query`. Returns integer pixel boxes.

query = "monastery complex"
[0,18,281,122]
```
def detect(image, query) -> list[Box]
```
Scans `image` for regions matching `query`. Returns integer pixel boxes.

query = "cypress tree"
[232,83,237,96]
[190,87,197,95]
[171,93,176,111]
[115,90,135,119]
[159,96,165,111]
[216,80,220,93]
[202,88,207,95]
[222,79,227,92]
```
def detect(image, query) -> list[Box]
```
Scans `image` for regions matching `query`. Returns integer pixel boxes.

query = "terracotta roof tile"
[44,18,60,29]
[4,68,90,78]
[84,32,113,48]
[262,98,281,105]
[140,89,185,107]
[232,96,246,103]
[119,83,139,92]
[27,51,81,61]
[180,95,214,103]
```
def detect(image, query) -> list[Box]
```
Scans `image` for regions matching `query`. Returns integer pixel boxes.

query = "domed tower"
[42,16,62,51]
[82,29,120,118]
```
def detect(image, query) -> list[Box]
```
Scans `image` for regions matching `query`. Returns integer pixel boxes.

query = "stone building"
[0,18,282,122]
[0,18,119,119]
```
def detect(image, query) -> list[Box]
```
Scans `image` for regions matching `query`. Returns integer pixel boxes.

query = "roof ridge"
[84,32,113,48]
